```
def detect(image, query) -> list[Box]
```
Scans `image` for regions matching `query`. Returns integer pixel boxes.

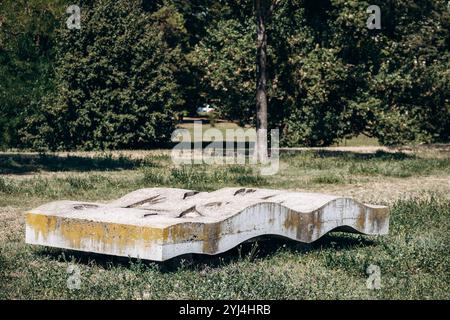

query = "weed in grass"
[311,173,345,185]
[0,177,15,194]
[389,193,449,232]
[228,165,253,175]
[168,166,221,190]
[141,164,267,191]
[142,168,168,185]
[141,154,171,168]
[65,176,96,191]
[0,174,128,202]
[234,174,267,186]
[0,247,6,278]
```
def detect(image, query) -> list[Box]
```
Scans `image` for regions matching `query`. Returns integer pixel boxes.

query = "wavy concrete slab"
[25,187,389,261]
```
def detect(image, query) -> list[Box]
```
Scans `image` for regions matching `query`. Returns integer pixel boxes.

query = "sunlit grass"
[0,147,449,299]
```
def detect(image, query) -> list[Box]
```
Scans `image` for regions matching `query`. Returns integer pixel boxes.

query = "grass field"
[0,145,449,299]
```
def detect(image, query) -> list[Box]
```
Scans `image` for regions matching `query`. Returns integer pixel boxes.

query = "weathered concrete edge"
[25,198,389,261]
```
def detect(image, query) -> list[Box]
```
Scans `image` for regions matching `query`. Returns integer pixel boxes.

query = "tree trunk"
[255,0,269,163]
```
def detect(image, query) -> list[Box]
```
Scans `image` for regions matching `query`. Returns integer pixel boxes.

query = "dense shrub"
[1,0,449,149]
[22,0,185,150]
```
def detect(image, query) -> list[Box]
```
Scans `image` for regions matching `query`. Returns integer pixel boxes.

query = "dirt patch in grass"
[302,175,450,204]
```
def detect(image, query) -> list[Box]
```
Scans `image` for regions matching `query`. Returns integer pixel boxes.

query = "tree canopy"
[1,0,448,150]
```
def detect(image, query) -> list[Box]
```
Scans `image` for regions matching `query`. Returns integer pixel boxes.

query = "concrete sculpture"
[25,187,389,261]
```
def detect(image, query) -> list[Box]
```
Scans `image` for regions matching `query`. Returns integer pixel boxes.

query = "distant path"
[1,144,449,159]
[279,144,450,154]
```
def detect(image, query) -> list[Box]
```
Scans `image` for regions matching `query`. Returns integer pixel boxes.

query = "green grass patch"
[1,194,448,299]
[0,149,449,299]
[142,165,267,191]
[286,150,450,178]
[310,173,345,185]
[0,153,148,174]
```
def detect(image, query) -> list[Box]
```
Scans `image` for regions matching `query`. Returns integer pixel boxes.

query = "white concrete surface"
[25,187,389,261]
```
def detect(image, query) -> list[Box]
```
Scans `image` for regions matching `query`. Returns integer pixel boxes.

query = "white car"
[196,105,215,114]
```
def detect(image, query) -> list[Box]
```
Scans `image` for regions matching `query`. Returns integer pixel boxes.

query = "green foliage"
[366,0,450,145]
[1,0,449,149]
[0,0,68,148]
[190,0,450,146]
[23,0,186,150]
[278,0,449,146]
[189,16,255,122]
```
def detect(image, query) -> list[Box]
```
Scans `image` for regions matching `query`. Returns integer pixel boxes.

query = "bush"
[23,0,185,150]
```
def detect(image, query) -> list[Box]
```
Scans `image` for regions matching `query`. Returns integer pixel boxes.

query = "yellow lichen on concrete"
[166,222,222,254]
[202,222,221,254]
[26,212,166,252]
[356,208,367,231]
[167,223,202,243]
[26,213,57,241]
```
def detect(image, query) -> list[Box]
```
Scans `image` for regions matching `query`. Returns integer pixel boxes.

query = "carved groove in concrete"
[25,188,389,261]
